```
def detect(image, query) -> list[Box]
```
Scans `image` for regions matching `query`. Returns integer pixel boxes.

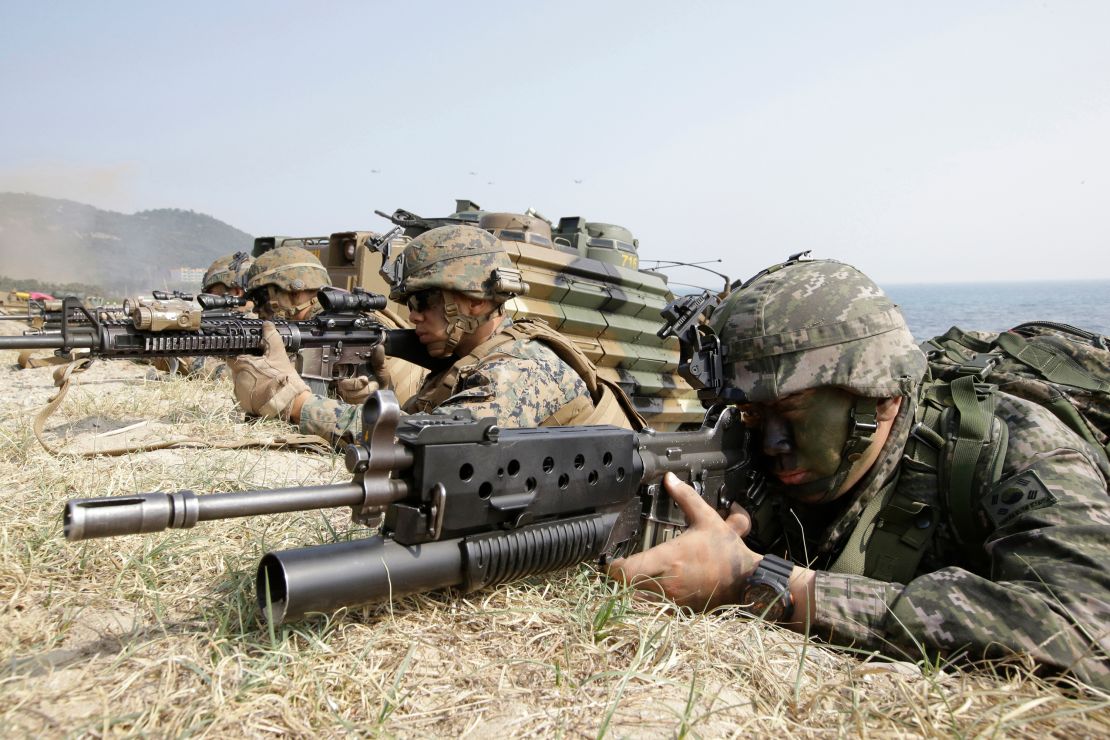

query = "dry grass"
[2,343,1109,737]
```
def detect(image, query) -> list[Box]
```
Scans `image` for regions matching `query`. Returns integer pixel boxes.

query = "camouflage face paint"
[747,387,857,503]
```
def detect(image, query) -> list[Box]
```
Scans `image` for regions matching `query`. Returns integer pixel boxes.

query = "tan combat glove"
[227,322,310,420]
[336,376,378,405]
[335,345,390,404]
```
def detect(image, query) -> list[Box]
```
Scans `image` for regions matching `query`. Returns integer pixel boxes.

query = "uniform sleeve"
[437,352,589,428]
[298,395,361,446]
[812,441,1110,689]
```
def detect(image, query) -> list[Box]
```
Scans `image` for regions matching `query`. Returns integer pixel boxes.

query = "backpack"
[916,322,1110,547]
[829,321,1110,583]
[922,321,1110,461]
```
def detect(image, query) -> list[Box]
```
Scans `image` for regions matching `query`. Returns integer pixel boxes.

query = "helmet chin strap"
[768,397,880,504]
[441,291,501,354]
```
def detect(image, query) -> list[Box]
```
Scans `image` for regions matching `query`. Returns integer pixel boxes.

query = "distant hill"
[0,193,254,294]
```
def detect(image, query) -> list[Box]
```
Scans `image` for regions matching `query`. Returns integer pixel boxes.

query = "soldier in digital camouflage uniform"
[229,224,640,442]
[609,256,1110,689]
[243,245,330,321]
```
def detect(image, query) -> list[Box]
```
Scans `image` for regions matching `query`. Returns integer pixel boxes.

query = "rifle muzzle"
[64,491,200,540]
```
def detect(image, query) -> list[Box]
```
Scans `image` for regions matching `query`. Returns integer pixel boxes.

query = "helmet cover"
[388,224,526,303]
[708,258,925,402]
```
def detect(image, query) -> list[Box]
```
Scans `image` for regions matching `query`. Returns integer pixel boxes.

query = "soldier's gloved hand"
[227,322,311,420]
[368,344,393,390]
[336,376,378,404]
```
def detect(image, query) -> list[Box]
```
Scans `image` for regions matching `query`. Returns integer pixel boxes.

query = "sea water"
[883,280,1110,342]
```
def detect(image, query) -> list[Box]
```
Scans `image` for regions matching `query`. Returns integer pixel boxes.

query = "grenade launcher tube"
[257,511,620,624]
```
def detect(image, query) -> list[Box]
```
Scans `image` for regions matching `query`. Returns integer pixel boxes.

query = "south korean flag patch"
[982,469,1057,529]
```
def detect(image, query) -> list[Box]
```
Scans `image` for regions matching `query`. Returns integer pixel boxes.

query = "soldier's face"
[743,388,857,503]
[259,287,317,321]
[206,283,245,298]
[744,388,900,504]
[407,290,450,356]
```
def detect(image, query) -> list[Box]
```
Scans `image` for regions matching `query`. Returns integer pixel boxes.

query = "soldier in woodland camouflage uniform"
[154,252,256,377]
[609,256,1110,689]
[230,225,640,442]
[203,251,253,298]
[227,245,404,409]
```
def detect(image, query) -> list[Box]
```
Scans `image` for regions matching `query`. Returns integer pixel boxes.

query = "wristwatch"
[741,554,795,622]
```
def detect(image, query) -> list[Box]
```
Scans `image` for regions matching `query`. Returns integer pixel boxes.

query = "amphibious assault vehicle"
[253,200,718,430]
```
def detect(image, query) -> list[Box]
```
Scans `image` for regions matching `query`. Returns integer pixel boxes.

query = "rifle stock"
[64,390,760,624]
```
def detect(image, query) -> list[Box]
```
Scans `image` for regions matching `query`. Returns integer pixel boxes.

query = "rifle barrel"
[0,333,96,349]
[64,480,408,541]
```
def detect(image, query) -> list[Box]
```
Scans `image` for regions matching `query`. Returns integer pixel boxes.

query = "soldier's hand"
[227,321,311,420]
[606,472,759,611]
[368,344,393,389]
[336,375,379,405]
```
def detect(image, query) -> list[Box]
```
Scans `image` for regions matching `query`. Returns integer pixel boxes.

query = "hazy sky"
[2,1,1108,285]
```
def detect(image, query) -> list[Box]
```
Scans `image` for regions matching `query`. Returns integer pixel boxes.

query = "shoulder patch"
[981,469,1058,529]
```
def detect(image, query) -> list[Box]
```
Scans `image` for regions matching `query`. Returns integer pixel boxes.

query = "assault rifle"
[63,390,760,625]
[0,291,239,330]
[0,288,444,388]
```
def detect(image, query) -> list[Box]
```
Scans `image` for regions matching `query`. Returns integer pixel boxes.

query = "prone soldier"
[202,251,253,299]
[228,224,643,442]
[608,256,1110,689]
[230,244,420,412]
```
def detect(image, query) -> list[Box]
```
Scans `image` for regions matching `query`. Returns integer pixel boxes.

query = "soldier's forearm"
[289,390,312,424]
[783,566,818,633]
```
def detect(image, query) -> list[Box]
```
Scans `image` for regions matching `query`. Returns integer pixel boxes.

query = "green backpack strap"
[921,328,998,377]
[943,375,1010,546]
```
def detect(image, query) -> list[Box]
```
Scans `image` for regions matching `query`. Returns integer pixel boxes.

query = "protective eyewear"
[406,290,442,313]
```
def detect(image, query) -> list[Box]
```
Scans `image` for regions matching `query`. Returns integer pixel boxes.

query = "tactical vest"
[402,318,644,430]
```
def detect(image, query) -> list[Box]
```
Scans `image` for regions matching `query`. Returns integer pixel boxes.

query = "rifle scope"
[317,288,387,313]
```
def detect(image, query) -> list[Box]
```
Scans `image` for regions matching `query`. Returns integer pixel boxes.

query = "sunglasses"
[406,289,443,313]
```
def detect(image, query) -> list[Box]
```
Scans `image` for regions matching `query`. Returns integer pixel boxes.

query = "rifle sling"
[32,358,332,457]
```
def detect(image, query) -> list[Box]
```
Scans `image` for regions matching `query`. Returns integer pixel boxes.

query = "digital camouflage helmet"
[708,254,925,403]
[707,254,926,502]
[202,252,253,293]
[387,225,527,353]
[245,245,331,319]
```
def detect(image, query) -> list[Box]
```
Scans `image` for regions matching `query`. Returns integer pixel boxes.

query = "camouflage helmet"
[708,256,925,403]
[245,245,330,295]
[202,252,253,292]
[388,224,527,304]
